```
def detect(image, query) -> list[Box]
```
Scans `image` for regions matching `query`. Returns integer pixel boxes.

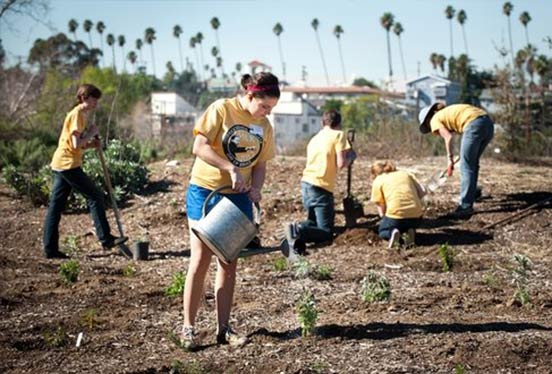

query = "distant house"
[248,60,272,75]
[151,92,199,137]
[268,91,321,152]
[405,75,461,109]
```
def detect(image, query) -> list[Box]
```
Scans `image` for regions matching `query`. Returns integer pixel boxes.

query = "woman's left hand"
[248,187,262,203]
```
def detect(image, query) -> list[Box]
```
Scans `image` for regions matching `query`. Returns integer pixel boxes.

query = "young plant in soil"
[43,326,68,347]
[362,271,391,303]
[80,308,100,330]
[438,242,454,272]
[296,289,318,337]
[62,234,80,257]
[170,359,205,374]
[59,259,80,285]
[273,257,287,272]
[293,257,312,279]
[311,264,333,281]
[164,271,186,298]
[511,253,532,305]
[122,264,136,277]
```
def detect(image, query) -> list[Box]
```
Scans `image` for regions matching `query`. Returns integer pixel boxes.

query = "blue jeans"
[379,216,420,240]
[297,181,334,244]
[459,115,494,209]
[43,168,113,255]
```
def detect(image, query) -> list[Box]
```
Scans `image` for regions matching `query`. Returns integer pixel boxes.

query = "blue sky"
[2,0,551,86]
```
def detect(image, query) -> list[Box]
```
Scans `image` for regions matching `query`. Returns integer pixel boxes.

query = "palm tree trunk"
[337,39,346,84]
[507,17,515,68]
[315,31,330,85]
[524,26,530,47]
[88,33,93,49]
[100,38,105,68]
[178,39,184,72]
[111,45,116,72]
[461,26,469,56]
[121,46,126,72]
[215,31,225,76]
[398,36,407,81]
[385,30,393,80]
[449,20,454,57]
[198,44,206,80]
[194,49,202,82]
[277,36,286,82]
[150,45,156,77]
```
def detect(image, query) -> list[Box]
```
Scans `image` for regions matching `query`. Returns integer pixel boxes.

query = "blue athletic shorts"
[186,184,253,221]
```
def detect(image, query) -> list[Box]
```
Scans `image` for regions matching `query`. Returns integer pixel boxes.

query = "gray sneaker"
[216,326,249,347]
[388,229,401,249]
[180,325,199,351]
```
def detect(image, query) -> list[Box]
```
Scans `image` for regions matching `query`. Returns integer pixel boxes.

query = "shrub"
[59,259,80,285]
[122,264,136,277]
[273,257,287,272]
[292,257,311,279]
[438,243,454,272]
[164,271,186,298]
[43,326,68,347]
[362,271,391,303]
[311,265,333,281]
[62,234,80,257]
[511,254,532,305]
[80,308,100,330]
[296,289,318,337]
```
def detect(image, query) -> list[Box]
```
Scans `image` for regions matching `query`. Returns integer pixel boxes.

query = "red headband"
[246,84,278,92]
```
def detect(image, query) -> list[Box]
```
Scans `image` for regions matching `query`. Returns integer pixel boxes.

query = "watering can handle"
[202,185,233,217]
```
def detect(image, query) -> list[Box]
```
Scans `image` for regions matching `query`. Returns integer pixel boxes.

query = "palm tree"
[144,27,156,76]
[380,12,394,81]
[392,22,407,80]
[533,54,549,124]
[189,36,202,81]
[430,53,439,73]
[127,51,137,73]
[211,46,222,77]
[236,62,242,75]
[96,21,106,66]
[210,17,225,75]
[173,25,184,72]
[311,18,330,85]
[457,10,468,56]
[68,19,78,41]
[83,20,93,48]
[502,2,515,68]
[135,38,143,66]
[333,25,347,84]
[519,11,532,47]
[445,5,455,57]
[273,23,286,81]
[437,54,447,73]
[195,32,206,77]
[117,35,126,72]
[106,33,116,70]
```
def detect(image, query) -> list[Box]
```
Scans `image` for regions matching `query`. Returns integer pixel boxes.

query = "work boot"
[475,186,483,201]
[102,235,128,250]
[388,229,401,249]
[180,325,199,352]
[404,228,416,248]
[216,326,249,347]
[44,250,69,259]
[447,206,474,220]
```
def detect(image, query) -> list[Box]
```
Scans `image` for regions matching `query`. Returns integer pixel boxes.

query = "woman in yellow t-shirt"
[43,84,127,259]
[418,103,494,219]
[181,72,280,351]
[370,160,426,248]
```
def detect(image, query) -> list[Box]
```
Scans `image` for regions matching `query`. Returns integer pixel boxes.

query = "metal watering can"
[191,185,258,264]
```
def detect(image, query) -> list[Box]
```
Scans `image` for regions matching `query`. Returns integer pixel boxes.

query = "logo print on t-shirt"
[222,124,263,167]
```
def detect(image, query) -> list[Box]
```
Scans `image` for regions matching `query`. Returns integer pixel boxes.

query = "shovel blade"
[343,196,364,227]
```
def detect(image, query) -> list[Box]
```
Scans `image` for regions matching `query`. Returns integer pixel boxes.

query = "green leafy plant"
[311,265,333,281]
[169,359,205,374]
[80,308,100,330]
[62,234,80,257]
[483,270,499,288]
[59,259,80,285]
[164,271,186,298]
[438,242,454,272]
[454,363,466,374]
[293,257,312,279]
[122,264,136,277]
[362,271,391,303]
[296,289,318,337]
[273,257,287,272]
[511,254,532,305]
[43,326,68,347]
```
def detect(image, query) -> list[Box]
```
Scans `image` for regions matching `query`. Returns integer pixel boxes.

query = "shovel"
[425,156,460,193]
[343,129,364,227]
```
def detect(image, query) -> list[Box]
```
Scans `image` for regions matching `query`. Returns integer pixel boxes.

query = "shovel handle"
[347,129,355,144]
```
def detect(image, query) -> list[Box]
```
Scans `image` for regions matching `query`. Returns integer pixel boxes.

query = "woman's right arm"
[193,134,247,192]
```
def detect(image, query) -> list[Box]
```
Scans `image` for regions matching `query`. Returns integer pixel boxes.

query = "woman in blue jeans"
[418,103,494,219]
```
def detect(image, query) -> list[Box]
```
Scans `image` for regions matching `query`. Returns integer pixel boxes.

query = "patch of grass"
[454,363,466,374]
[122,264,136,277]
[62,234,80,256]
[361,271,391,303]
[59,259,80,285]
[296,289,318,337]
[43,326,68,347]
[80,308,100,330]
[483,270,499,288]
[511,254,532,305]
[311,264,333,281]
[438,242,454,272]
[164,271,186,298]
[273,257,287,272]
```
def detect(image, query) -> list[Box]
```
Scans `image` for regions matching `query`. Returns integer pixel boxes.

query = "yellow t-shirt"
[190,97,276,191]
[50,104,87,170]
[430,104,487,134]
[370,170,423,219]
[301,127,350,193]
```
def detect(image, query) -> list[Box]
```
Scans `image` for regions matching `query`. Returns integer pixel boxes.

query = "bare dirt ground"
[1,156,551,373]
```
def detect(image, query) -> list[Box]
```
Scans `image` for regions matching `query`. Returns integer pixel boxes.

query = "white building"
[268,91,321,152]
[405,75,461,109]
[150,92,199,137]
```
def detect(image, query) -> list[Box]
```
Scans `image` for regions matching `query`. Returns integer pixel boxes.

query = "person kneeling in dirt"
[370,160,425,248]
[42,84,127,259]
[182,72,280,351]
[418,102,494,219]
[284,110,355,250]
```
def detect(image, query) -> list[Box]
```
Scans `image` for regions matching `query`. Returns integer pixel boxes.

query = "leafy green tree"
[429,52,439,73]
[96,21,106,66]
[311,18,330,85]
[380,12,394,81]
[135,38,143,64]
[322,99,343,112]
[341,96,377,131]
[106,33,116,70]
[164,61,177,86]
[117,35,126,71]
[333,25,346,83]
[352,77,378,89]
[457,10,468,56]
[437,54,447,73]
[83,19,93,48]
[444,5,455,57]
[448,54,494,105]
[173,25,184,72]
[127,51,137,73]
[503,2,515,68]
[144,27,156,76]
[519,11,532,47]
[189,36,201,80]
[273,22,286,81]
[68,19,78,41]
[393,22,406,80]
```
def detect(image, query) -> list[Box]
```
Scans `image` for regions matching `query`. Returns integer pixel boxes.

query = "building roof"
[282,85,403,98]
[406,74,458,86]
[248,60,272,69]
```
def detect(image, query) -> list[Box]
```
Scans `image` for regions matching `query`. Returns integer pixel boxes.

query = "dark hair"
[241,72,280,99]
[75,84,102,107]
[322,109,342,129]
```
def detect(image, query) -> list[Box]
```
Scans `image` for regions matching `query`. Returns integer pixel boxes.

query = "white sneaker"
[388,229,401,249]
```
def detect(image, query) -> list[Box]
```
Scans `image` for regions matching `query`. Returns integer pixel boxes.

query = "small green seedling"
[293,257,312,279]
[80,308,100,330]
[273,257,287,272]
[362,271,391,303]
[311,265,333,281]
[296,289,318,337]
[169,359,205,374]
[62,234,80,256]
[438,242,454,272]
[59,259,80,285]
[122,264,136,277]
[43,326,68,347]
[511,254,532,305]
[454,363,466,374]
[483,270,498,288]
[164,271,186,298]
